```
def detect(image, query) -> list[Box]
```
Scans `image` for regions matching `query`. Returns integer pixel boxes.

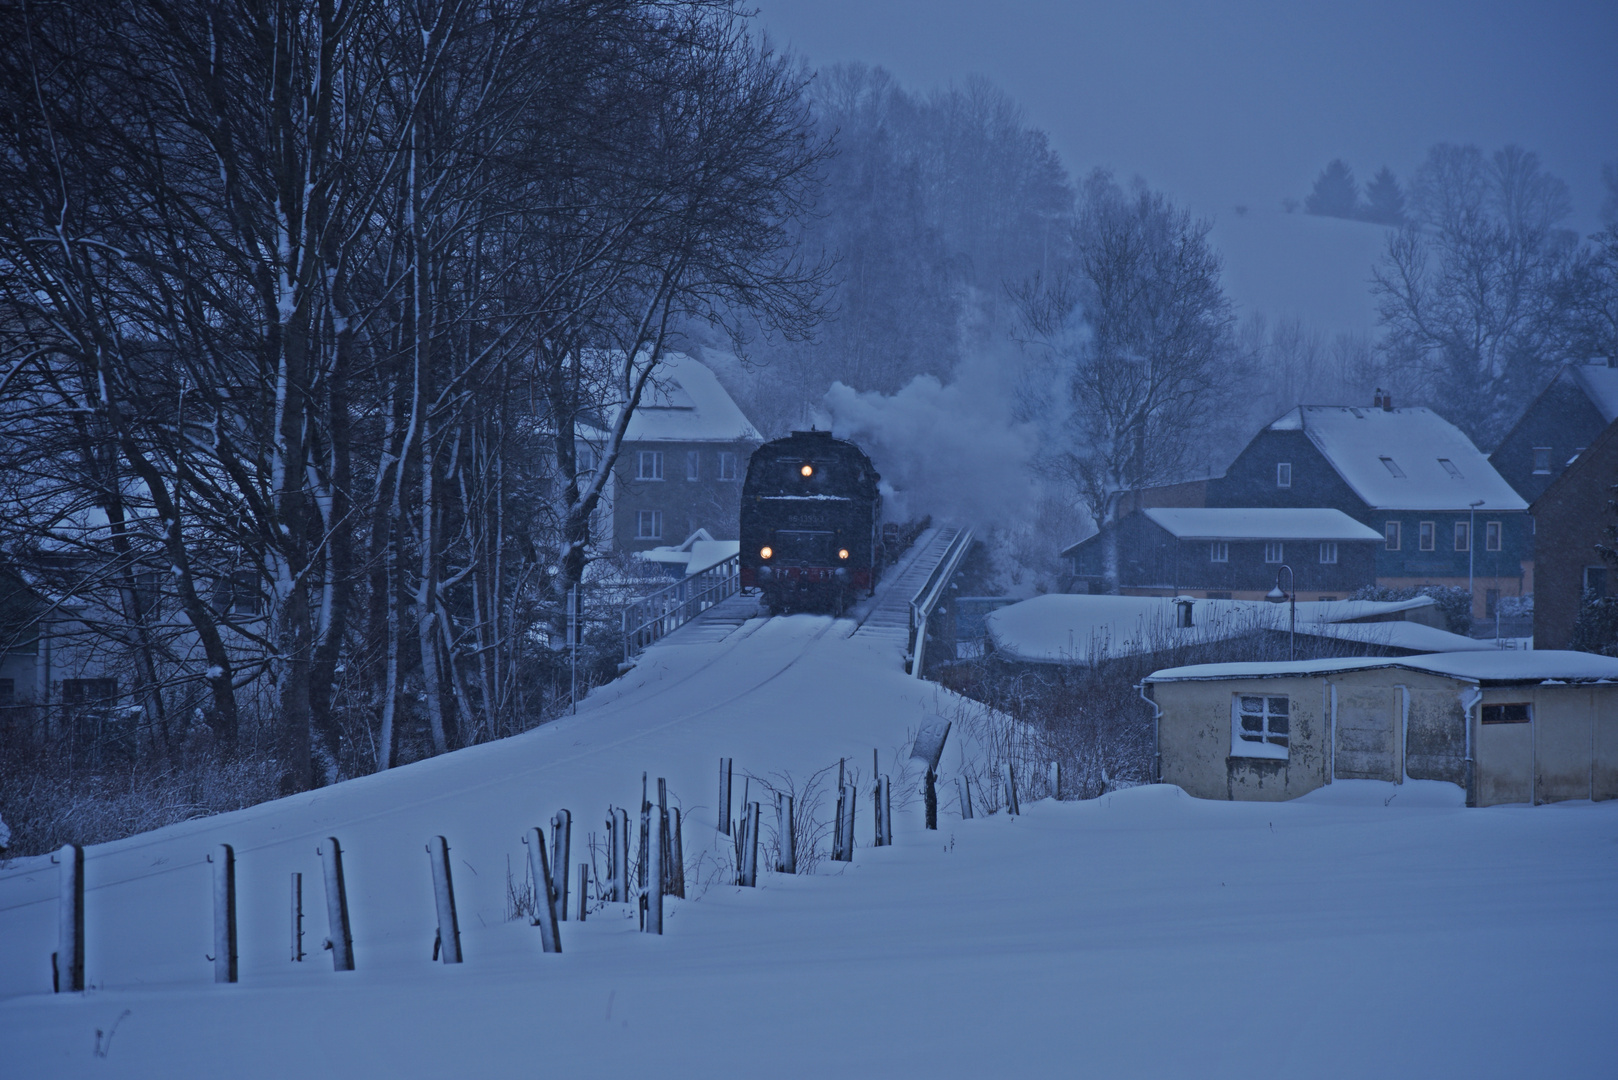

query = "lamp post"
[1267,564,1295,661]
[1468,499,1484,624]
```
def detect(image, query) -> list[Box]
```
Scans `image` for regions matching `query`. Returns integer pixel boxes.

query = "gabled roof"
[621,353,762,444]
[1567,364,1618,423]
[1529,413,1618,515]
[1145,649,1618,685]
[1268,406,1525,511]
[1142,507,1381,541]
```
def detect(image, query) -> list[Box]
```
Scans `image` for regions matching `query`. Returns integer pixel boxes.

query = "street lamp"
[1468,499,1484,624]
[1267,563,1296,661]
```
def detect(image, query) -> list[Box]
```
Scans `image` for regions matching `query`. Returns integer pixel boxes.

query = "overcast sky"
[757,0,1618,233]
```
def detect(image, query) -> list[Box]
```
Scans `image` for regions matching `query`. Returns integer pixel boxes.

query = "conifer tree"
[1305,159,1359,219]
[1362,166,1405,225]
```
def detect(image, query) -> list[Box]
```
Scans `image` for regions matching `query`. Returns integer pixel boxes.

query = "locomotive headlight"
[760,546,772,559]
[838,548,849,560]
[800,464,813,477]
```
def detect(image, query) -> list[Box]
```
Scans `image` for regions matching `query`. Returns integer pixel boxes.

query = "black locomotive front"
[739,431,883,614]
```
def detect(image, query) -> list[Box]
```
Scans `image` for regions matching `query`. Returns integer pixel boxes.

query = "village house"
[1530,415,1618,649]
[1490,360,1618,504]
[594,353,762,555]
[1205,401,1530,618]
[1141,651,1618,806]
[1061,507,1381,600]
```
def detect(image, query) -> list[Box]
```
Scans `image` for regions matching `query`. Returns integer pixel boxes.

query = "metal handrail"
[622,553,741,661]
[908,528,973,678]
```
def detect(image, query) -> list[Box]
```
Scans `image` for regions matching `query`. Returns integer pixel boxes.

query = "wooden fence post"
[718,757,733,835]
[669,807,685,897]
[1049,761,1062,801]
[958,777,974,820]
[576,863,590,923]
[290,872,305,962]
[551,811,571,921]
[741,802,761,886]
[427,836,462,964]
[637,774,650,893]
[209,844,237,983]
[1003,763,1020,816]
[657,778,673,897]
[776,793,796,873]
[645,804,664,934]
[840,784,856,859]
[616,808,631,904]
[54,843,83,993]
[831,780,847,862]
[881,776,893,846]
[319,838,354,971]
[526,827,561,953]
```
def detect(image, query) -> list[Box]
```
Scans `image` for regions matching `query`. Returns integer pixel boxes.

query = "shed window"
[637,451,664,481]
[1276,462,1291,488]
[1485,521,1501,551]
[1318,541,1338,564]
[1209,542,1229,563]
[1385,521,1401,550]
[1232,694,1289,759]
[1419,521,1435,551]
[1531,447,1551,474]
[1264,541,1283,564]
[1481,703,1530,725]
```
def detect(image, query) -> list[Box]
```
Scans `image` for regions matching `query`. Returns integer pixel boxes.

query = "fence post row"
[718,757,733,836]
[427,836,463,964]
[551,810,572,921]
[776,793,796,874]
[54,843,84,993]
[209,843,238,983]
[319,838,355,972]
[526,827,562,953]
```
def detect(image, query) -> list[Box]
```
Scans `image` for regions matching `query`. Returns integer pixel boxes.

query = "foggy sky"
[758,0,1618,233]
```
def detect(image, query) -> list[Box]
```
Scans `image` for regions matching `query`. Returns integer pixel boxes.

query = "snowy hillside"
[1,608,1614,1076]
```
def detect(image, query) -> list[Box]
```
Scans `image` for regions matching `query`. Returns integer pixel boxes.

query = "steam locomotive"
[739,430,884,615]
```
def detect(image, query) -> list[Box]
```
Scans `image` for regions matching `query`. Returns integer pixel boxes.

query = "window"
[575,443,596,473]
[1276,462,1292,488]
[1232,694,1289,759]
[1587,566,1609,598]
[1531,447,1551,474]
[1209,542,1229,563]
[0,678,12,705]
[1419,521,1435,551]
[230,570,262,616]
[1318,541,1338,564]
[637,451,663,481]
[1437,457,1463,479]
[1481,703,1530,724]
[62,679,117,708]
[1204,591,1232,600]
[1385,521,1401,550]
[718,452,738,481]
[1454,521,1470,552]
[1264,541,1283,564]
[636,510,663,540]
[1380,456,1406,478]
[1485,521,1501,551]
[686,450,700,481]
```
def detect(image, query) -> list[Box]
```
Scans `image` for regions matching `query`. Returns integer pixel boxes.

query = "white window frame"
[686,450,700,481]
[1264,541,1283,564]
[1385,521,1401,550]
[636,509,663,540]
[1209,541,1229,563]
[575,443,596,473]
[1485,520,1501,551]
[1318,541,1338,565]
[1276,462,1291,488]
[637,450,664,481]
[718,451,738,481]
[1231,693,1290,760]
[1454,520,1470,552]
[1419,521,1435,551]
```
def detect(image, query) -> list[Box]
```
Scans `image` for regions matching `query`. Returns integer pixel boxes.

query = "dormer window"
[1437,458,1463,479]
[1379,456,1405,478]
[1276,462,1291,488]
[1531,447,1551,474]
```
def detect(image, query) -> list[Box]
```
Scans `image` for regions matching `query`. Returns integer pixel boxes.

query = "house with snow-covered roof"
[1142,649,1618,806]
[1206,401,1529,618]
[596,353,762,554]
[1490,361,1618,504]
[1061,507,1381,600]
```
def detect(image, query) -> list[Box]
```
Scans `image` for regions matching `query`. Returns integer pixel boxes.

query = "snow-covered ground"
[1,610,1613,1077]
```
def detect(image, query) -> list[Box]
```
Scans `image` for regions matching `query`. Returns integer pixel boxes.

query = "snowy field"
[1,612,1614,1078]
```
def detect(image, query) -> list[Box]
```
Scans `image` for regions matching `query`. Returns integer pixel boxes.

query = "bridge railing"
[908,528,974,677]
[622,553,741,661]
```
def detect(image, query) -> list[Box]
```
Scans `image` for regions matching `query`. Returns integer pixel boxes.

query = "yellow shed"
[1141,651,1618,806]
